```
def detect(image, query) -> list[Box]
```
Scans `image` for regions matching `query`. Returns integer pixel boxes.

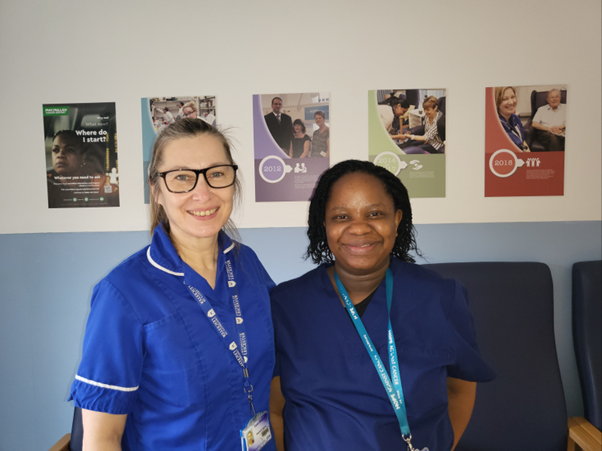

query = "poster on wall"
[485,85,566,197]
[253,93,330,202]
[43,102,119,208]
[141,96,217,203]
[368,89,446,198]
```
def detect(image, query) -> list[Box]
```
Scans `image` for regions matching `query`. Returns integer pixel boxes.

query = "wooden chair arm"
[567,417,601,451]
[48,433,70,451]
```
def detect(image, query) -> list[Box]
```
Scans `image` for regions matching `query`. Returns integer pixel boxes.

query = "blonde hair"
[182,101,198,113]
[494,86,516,110]
[148,118,241,239]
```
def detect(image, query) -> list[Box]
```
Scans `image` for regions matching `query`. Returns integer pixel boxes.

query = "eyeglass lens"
[164,166,236,192]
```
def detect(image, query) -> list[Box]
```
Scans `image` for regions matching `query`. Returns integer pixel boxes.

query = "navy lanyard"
[335,268,425,451]
[187,256,256,417]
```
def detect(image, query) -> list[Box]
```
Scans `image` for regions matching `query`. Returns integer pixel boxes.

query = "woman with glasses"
[69,119,276,451]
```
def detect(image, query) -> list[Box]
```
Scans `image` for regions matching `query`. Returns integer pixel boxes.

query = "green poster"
[368,90,446,198]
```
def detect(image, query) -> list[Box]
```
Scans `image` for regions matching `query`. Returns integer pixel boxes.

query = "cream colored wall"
[0,0,600,234]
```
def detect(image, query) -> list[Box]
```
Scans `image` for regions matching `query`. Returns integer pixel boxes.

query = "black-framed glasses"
[159,164,238,193]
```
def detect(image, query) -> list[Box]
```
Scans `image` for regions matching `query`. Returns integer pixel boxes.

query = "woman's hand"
[447,378,476,451]
[270,377,286,451]
[81,409,127,451]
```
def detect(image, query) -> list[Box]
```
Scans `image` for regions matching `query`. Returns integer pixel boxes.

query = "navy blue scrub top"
[271,259,495,451]
[70,225,276,451]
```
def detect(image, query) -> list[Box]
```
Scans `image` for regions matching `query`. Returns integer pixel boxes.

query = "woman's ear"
[150,180,163,207]
[395,210,403,236]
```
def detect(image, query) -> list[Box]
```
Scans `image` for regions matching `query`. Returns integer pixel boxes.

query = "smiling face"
[325,172,402,277]
[154,134,234,249]
[314,113,325,127]
[294,123,303,134]
[51,134,84,175]
[547,90,561,109]
[183,106,197,119]
[498,87,517,119]
[271,98,282,114]
[394,103,408,117]
[424,105,438,120]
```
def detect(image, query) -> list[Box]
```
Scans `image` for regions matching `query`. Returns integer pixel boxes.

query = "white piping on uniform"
[146,247,184,276]
[75,375,139,392]
[223,242,235,254]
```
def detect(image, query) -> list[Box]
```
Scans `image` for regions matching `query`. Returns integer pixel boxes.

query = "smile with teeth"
[188,207,218,217]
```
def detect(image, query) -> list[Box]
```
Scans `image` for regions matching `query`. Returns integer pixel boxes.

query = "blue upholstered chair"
[570,260,602,449]
[423,262,599,451]
[48,407,82,451]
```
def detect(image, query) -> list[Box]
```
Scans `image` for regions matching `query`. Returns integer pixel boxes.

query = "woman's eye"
[208,171,224,178]
[175,174,190,181]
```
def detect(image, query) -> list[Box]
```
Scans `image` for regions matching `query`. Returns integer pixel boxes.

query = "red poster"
[485,86,565,197]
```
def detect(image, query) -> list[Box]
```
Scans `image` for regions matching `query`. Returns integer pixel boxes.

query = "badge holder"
[403,434,429,451]
[240,411,272,451]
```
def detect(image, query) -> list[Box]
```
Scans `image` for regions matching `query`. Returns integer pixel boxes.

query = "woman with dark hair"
[289,119,311,158]
[69,119,276,451]
[270,160,494,451]
[401,96,446,154]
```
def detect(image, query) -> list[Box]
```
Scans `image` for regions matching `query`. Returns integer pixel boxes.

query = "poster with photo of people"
[253,93,330,202]
[368,89,446,198]
[485,85,566,197]
[141,96,217,203]
[43,102,119,208]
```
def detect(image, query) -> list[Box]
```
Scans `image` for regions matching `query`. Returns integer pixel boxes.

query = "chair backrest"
[422,262,568,451]
[529,89,568,118]
[437,96,446,115]
[572,260,602,431]
[69,407,83,451]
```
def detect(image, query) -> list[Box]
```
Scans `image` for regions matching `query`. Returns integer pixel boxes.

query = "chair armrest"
[48,433,70,451]
[567,417,601,451]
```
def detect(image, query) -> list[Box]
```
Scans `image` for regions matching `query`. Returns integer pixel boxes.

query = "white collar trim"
[146,247,184,276]
[223,242,235,254]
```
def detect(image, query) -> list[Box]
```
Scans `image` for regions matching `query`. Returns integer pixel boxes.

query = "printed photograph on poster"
[43,102,119,208]
[253,92,330,202]
[141,96,217,203]
[368,89,446,198]
[485,85,566,197]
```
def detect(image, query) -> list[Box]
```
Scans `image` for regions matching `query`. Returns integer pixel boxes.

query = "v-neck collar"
[147,224,235,302]
[319,263,388,352]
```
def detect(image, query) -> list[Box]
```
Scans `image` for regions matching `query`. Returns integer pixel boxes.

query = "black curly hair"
[306,159,420,264]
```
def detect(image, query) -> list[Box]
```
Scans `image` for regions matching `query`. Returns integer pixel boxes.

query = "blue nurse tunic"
[271,258,495,451]
[69,225,276,451]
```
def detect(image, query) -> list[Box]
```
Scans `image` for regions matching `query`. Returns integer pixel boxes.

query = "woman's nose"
[348,218,371,234]
[191,175,212,199]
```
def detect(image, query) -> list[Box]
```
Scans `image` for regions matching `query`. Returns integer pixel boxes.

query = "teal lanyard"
[335,268,425,451]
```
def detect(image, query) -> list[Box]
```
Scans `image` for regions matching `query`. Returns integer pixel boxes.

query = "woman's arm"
[325,137,330,158]
[270,377,286,451]
[289,141,293,158]
[82,409,127,451]
[447,378,476,450]
[300,139,310,158]
[404,132,427,142]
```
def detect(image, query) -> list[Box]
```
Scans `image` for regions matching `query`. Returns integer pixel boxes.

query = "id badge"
[240,411,272,451]
[320,151,327,157]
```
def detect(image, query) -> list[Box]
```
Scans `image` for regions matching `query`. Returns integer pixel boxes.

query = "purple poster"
[253,93,330,202]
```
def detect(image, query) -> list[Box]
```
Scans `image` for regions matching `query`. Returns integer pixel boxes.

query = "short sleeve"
[533,106,543,124]
[69,279,144,414]
[445,280,495,382]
